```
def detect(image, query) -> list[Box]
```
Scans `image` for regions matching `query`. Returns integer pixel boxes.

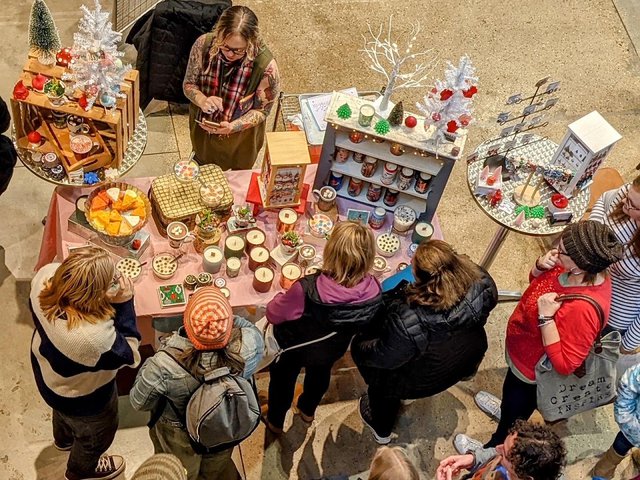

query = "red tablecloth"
[37,166,442,318]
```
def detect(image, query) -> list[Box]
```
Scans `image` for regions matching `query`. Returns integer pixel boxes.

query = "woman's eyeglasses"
[219,44,247,56]
[625,195,640,211]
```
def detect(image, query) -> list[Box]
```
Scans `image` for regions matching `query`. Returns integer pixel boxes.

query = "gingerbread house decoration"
[259,131,311,209]
[545,111,621,197]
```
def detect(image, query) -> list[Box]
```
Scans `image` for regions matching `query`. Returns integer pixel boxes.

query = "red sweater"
[506,266,612,381]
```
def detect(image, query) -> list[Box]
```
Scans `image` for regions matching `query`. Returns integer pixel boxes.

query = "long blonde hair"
[38,247,116,329]
[368,447,420,480]
[211,6,262,61]
[406,240,482,311]
[321,221,375,288]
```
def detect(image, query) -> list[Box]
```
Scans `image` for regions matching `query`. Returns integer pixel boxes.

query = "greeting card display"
[259,131,311,209]
[158,284,186,307]
[544,111,621,197]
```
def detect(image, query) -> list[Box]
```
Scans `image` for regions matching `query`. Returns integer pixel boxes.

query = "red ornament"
[27,131,42,145]
[446,120,459,133]
[78,94,89,110]
[440,89,454,101]
[463,86,478,98]
[489,190,503,206]
[551,193,569,209]
[431,112,441,122]
[56,47,73,67]
[459,114,472,127]
[32,74,48,92]
[13,81,29,100]
[431,87,438,94]
[404,115,417,128]
[131,239,141,250]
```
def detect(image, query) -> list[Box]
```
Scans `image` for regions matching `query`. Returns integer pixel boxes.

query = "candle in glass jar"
[280,262,302,290]
[277,208,298,234]
[203,246,224,274]
[253,266,274,293]
[359,104,375,127]
[245,228,266,252]
[248,246,270,271]
[224,235,245,259]
[226,256,242,278]
[349,131,365,143]
[412,221,434,244]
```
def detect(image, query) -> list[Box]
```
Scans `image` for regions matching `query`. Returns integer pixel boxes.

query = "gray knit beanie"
[561,220,623,274]
[130,454,187,480]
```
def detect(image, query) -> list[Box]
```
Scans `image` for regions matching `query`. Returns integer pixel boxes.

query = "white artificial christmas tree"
[29,0,61,65]
[360,17,436,115]
[63,0,131,110]
[417,55,478,144]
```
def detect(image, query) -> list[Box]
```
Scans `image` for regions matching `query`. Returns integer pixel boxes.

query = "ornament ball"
[404,116,417,128]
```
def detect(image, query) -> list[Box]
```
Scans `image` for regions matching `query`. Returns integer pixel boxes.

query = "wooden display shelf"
[334,131,444,176]
[330,156,430,201]
[12,56,141,174]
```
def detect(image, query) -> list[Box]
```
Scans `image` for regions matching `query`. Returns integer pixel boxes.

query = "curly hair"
[507,420,567,480]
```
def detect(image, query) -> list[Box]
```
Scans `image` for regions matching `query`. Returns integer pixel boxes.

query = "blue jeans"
[612,431,634,456]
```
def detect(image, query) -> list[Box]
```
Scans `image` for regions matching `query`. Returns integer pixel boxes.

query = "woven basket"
[150,164,233,234]
[85,182,152,246]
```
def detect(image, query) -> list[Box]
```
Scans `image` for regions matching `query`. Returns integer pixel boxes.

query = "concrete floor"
[1,0,640,478]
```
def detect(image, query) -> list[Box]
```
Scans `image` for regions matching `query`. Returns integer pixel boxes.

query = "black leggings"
[485,368,537,448]
[267,353,334,429]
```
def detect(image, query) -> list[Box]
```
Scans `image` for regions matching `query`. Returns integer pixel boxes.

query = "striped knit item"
[591,185,640,350]
[183,287,233,350]
[131,454,187,480]
[30,263,141,416]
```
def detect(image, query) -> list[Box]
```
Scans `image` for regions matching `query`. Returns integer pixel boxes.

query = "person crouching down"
[352,240,498,444]
[130,287,263,480]
[30,247,141,480]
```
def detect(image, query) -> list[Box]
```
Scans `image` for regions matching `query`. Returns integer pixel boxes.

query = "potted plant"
[194,209,221,253]
[233,204,255,228]
[281,231,302,255]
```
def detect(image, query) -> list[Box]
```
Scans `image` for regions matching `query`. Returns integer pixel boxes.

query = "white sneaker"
[359,396,392,445]
[454,433,483,455]
[401,399,416,406]
[474,391,502,421]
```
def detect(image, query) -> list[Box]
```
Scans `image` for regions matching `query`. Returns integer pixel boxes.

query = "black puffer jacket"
[126,0,231,108]
[351,271,498,399]
[274,273,383,367]
[0,96,16,196]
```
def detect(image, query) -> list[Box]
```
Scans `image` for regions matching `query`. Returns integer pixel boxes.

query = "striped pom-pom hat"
[183,286,233,351]
[131,454,187,480]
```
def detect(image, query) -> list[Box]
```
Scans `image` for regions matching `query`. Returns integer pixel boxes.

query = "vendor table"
[37,165,441,342]
[467,136,590,272]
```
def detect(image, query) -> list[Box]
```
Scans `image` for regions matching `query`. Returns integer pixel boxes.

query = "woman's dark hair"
[177,328,245,377]
[507,420,567,480]
[611,175,640,256]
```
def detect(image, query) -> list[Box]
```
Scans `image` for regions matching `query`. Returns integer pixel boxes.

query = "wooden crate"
[16,56,140,171]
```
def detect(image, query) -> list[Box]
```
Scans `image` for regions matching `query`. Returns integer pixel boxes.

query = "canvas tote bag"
[536,294,621,422]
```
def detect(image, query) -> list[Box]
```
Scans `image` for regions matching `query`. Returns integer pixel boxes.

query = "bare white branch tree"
[360,16,437,112]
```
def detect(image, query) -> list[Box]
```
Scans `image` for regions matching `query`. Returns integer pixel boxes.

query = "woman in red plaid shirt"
[183,6,280,170]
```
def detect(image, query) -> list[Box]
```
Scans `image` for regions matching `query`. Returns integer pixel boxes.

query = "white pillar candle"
[203,246,224,274]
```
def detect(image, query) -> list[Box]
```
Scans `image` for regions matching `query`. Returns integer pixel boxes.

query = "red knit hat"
[183,287,233,350]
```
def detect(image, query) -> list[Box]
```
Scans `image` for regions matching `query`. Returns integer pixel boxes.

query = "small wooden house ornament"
[545,111,621,197]
[258,131,311,209]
